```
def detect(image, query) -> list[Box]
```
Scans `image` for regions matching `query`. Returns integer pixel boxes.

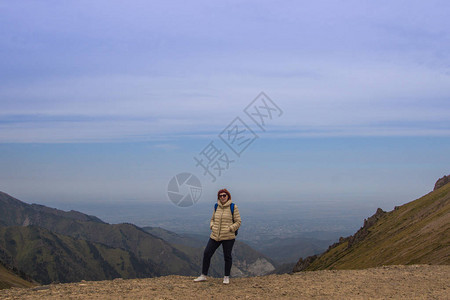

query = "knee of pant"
[204,248,215,258]
[203,249,211,258]
[224,254,232,261]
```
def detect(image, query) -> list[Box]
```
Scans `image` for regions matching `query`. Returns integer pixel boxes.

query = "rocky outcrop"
[434,175,450,191]
[292,255,317,272]
[346,208,386,249]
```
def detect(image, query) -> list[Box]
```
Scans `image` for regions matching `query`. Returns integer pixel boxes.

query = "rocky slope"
[0,265,448,299]
[294,178,450,272]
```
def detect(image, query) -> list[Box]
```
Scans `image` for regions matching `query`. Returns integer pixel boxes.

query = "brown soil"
[0,265,448,299]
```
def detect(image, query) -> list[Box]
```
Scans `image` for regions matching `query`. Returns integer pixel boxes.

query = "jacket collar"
[217,199,232,208]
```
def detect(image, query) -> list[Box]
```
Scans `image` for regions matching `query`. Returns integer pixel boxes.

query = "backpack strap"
[215,203,234,218]
[230,203,238,235]
[230,203,235,225]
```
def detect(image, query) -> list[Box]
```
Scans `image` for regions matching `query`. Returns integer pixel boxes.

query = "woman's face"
[218,192,228,203]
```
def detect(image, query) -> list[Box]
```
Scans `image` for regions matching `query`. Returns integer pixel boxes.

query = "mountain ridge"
[0,191,275,287]
[293,178,450,272]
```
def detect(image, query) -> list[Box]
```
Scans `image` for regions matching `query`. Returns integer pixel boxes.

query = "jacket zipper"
[218,206,224,240]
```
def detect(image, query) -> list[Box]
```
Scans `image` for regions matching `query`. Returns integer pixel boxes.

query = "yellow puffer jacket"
[209,199,241,241]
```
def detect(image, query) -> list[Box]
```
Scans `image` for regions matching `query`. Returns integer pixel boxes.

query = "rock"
[31,286,50,291]
[434,175,450,191]
[347,208,385,249]
[292,255,317,272]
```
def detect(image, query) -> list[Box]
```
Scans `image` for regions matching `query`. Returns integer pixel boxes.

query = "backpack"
[214,202,238,236]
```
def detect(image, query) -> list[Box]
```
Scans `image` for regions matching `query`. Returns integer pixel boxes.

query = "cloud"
[1,57,450,143]
[0,1,449,143]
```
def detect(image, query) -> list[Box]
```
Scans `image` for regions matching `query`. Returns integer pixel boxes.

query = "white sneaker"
[223,276,229,284]
[194,274,207,282]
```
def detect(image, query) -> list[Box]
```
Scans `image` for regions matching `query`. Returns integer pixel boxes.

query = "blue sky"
[0,1,449,210]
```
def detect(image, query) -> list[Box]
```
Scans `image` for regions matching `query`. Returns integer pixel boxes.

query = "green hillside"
[294,181,450,271]
[0,260,35,290]
[0,192,199,277]
[0,225,163,284]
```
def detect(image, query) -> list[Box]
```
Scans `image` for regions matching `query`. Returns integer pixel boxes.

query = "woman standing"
[194,188,241,284]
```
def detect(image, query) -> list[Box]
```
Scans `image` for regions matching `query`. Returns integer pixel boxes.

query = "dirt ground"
[0,265,448,299]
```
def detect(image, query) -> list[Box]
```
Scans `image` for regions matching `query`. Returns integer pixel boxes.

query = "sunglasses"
[219,194,228,198]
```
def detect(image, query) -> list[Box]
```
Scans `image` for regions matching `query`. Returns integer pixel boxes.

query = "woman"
[194,188,241,284]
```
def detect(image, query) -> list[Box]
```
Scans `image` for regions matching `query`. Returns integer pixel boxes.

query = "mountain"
[0,192,104,227]
[143,226,203,249]
[0,259,35,290]
[293,177,450,272]
[0,192,199,278]
[0,191,275,285]
[0,225,161,284]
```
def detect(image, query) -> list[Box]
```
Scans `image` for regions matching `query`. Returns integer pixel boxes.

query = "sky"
[0,1,449,212]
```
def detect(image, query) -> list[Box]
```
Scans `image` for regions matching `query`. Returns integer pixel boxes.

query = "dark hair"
[217,188,231,200]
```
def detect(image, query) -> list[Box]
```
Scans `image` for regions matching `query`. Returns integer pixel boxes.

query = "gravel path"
[1,265,448,299]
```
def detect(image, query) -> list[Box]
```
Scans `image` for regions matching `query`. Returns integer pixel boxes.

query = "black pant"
[202,238,235,276]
